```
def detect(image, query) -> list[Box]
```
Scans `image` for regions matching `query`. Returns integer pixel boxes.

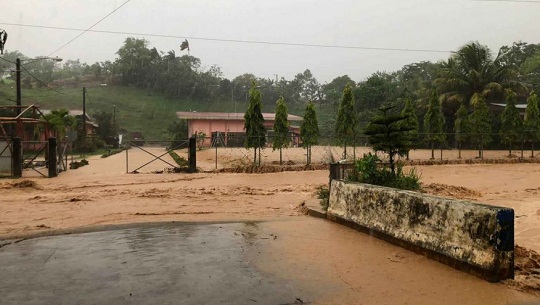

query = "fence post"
[480,134,484,160]
[12,137,22,178]
[189,136,196,173]
[521,135,524,160]
[125,145,129,173]
[48,137,57,178]
[329,163,340,191]
[215,144,218,170]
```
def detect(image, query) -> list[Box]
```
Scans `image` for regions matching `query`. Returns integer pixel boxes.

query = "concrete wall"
[328,180,514,281]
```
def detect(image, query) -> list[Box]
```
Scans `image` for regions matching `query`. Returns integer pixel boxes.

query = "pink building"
[176,111,303,147]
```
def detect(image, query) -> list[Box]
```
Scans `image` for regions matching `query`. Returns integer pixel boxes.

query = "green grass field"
[0,81,335,140]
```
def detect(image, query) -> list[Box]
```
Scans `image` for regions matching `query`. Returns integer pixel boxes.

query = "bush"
[316,185,330,211]
[168,150,188,167]
[70,159,89,169]
[348,153,421,191]
[101,148,124,158]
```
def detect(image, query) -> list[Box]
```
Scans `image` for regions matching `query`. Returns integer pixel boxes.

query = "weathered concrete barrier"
[328,180,514,282]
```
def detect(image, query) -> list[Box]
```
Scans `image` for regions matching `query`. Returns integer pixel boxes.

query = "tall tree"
[44,109,77,139]
[244,82,266,166]
[300,101,320,165]
[322,75,354,107]
[454,103,470,159]
[356,72,401,112]
[93,111,117,142]
[335,84,357,158]
[272,97,290,165]
[364,105,413,174]
[400,97,419,159]
[500,90,523,156]
[115,37,153,86]
[423,91,446,159]
[524,92,540,157]
[436,42,524,110]
[469,95,493,158]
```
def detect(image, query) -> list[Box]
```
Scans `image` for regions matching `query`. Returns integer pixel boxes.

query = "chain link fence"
[186,133,540,172]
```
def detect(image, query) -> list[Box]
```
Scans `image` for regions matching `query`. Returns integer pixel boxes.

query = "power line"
[47,0,131,57]
[0,56,15,64]
[24,88,82,98]
[472,0,540,2]
[20,65,78,96]
[0,22,453,54]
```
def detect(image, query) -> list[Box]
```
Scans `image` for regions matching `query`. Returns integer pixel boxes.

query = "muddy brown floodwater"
[1,149,540,302]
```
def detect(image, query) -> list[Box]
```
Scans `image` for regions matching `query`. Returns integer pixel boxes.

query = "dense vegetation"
[1,39,540,148]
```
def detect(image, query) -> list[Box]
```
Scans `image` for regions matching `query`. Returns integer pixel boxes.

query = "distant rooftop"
[490,103,528,109]
[41,109,98,127]
[176,111,302,121]
[42,109,87,117]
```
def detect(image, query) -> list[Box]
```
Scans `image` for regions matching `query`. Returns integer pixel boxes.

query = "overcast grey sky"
[1,0,539,83]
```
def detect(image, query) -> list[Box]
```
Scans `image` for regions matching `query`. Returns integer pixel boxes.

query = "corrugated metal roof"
[176,111,302,121]
[490,103,528,109]
[41,109,98,127]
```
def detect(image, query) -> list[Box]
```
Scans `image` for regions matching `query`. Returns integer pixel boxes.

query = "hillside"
[0,82,333,140]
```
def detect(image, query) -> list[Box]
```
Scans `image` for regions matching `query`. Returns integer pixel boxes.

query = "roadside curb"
[299,199,327,219]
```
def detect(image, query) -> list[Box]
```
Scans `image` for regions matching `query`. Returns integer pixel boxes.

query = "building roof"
[490,103,528,109]
[41,109,98,127]
[176,111,302,121]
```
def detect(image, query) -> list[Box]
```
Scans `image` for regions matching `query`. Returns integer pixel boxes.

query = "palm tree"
[165,50,175,73]
[436,42,526,110]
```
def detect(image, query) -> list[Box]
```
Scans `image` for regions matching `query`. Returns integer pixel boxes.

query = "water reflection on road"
[0,222,299,305]
[0,218,538,305]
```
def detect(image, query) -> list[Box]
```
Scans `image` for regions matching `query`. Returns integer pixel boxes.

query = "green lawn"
[0,82,335,140]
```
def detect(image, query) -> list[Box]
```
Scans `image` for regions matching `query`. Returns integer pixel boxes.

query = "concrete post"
[12,137,22,178]
[48,137,57,178]
[188,136,196,173]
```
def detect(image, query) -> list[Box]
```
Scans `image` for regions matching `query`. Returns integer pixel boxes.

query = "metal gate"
[0,139,12,177]
[57,140,70,173]
[22,141,49,178]
[125,140,190,173]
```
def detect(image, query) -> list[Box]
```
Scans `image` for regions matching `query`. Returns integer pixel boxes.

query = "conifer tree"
[335,84,357,158]
[400,97,419,160]
[365,105,413,175]
[469,95,492,158]
[500,90,523,156]
[300,101,320,165]
[454,103,470,159]
[524,92,540,157]
[244,81,266,166]
[423,91,446,159]
[273,97,290,165]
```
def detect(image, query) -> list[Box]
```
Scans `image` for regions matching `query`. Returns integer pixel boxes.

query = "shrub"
[348,153,421,191]
[101,148,124,158]
[316,185,330,211]
[168,150,188,167]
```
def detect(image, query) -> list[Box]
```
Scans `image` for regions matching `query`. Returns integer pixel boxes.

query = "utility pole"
[16,58,21,116]
[113,105,116,131]
[82,87,86,141]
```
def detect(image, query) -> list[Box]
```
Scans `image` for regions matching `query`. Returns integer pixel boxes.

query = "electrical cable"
[0,56,15,64]
[47,0,131,56]
[0,22,453,54]
[20,65,79,96]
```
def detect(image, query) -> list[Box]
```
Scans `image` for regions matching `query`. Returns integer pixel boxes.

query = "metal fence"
[0,139,12,177]
[188,133,540,171]
[124,139,190,173]
[21,140,50,178]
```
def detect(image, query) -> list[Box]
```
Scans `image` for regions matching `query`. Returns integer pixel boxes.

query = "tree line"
[2,39,540,148]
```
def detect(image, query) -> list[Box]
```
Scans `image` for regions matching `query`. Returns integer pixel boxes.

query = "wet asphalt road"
[0,222,302,305]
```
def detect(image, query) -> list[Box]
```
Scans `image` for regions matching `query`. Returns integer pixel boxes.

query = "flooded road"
[0,222,300,305]
[0,218,538,305]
